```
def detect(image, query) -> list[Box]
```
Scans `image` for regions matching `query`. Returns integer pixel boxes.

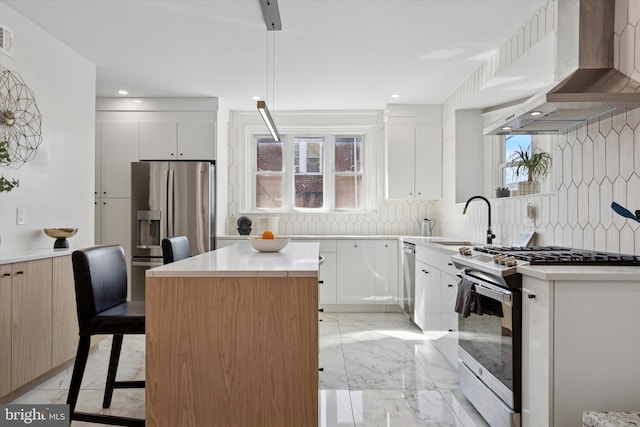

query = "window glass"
[335,136,362,172]
[256,136,283,209]
[504,134,531,186]
[294,137,324,208]
[335,175,362,209]
[257,137,282,172]
[335,136,363,209]
[252,132,366,211]
[256,175,283,209]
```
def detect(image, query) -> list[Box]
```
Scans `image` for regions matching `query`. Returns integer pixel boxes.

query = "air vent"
[0,24,15,57]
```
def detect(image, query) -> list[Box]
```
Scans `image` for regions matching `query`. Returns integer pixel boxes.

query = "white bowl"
[249,237,290,252]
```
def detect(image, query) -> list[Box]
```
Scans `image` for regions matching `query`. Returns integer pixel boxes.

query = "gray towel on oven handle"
[454,278,475,318]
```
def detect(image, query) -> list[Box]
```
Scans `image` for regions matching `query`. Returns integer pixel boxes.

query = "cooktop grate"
[472,246,640,266]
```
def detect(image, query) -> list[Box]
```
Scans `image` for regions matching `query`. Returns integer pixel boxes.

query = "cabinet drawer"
[416,245,457,274]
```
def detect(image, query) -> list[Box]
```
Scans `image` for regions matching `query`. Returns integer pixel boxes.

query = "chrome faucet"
[463,195,496,244]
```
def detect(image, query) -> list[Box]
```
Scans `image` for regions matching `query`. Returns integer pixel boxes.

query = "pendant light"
[258,0,281,142]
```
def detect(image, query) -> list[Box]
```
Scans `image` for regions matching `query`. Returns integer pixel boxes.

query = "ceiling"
[3,0,551,111]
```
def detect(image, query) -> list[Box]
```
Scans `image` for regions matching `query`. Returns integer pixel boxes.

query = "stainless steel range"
[451,245,640,427]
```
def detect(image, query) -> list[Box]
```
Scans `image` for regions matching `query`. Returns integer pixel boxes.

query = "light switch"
[16,207,26,225]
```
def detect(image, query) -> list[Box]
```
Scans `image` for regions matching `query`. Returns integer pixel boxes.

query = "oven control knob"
[459,247,472,256]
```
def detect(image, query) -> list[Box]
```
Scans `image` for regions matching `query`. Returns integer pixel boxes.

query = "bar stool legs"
[67,335,145,426]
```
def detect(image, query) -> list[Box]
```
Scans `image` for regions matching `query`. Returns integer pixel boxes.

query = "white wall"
[0,3,96,254]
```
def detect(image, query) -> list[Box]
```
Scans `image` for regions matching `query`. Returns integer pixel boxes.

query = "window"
[334,136,363,210]
[501,134,532,188]
[252,133,366,211]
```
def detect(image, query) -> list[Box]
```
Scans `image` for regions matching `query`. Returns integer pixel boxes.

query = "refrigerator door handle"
[167,168,174,236]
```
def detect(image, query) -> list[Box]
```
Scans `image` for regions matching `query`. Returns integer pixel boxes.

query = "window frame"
[491,133,555,196]
[239,121,377,214]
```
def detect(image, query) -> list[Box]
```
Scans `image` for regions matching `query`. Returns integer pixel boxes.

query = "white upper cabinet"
[178,121,216,160]
[100,122,139,198]
[386,105,442,200]
[139,122,177,160]
[139,120,216,161]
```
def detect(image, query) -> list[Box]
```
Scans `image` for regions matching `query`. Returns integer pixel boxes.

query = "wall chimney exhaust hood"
[485,0,640,135]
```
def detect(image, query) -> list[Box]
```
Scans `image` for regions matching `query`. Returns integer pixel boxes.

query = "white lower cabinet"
[319,252,337,305]
[521,277,552,427]
[414,244,459,367]
[521,276,640,427]
[337,241,374,304]
[415,260,440,331]
[336,239,398,305]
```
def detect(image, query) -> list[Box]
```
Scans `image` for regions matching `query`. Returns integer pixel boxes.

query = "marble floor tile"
[10,313,488,426]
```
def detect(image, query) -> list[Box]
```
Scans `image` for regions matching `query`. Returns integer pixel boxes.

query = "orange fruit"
[262,230,275,239]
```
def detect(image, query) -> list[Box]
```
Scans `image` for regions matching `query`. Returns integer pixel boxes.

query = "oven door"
[457,270,521,411]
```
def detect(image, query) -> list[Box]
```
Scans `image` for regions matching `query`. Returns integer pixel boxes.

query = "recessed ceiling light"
[252,96,261,100]
[118,90,128,95]
[530,111,543,116]
[133,99,142,104]
[502,126,512,131]
[391,94,401,99]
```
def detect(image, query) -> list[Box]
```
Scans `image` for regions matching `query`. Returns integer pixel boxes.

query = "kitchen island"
[144,241,320,427]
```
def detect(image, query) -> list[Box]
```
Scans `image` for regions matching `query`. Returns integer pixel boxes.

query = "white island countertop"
[145,241,320,278]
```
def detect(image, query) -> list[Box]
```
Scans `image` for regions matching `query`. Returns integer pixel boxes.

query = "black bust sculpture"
[237,216,252,235]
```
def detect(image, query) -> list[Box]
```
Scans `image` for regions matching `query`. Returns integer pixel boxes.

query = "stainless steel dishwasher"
[401,241,416,321]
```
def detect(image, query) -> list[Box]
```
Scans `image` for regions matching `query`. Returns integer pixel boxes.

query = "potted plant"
[495,186,510,198]
[0,140,19,193]
[508,146,552,195]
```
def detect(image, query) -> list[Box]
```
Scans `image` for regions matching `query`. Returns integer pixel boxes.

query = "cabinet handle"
[318,308,324,312]
[409,192,413,196]
[103,202,107,205]
[528,294,536,299]
[171,153,175,157]
[417,192,421,195]
[319,368,324,372]
[447,284,453,287]
[354,244,358,247]
[15,271,24,275]
[448,329,454,332]
[103,191,106,195]
[318,280,324,284]
[2,273,10,277]
[179,153,184,156]
[448,262,453,266]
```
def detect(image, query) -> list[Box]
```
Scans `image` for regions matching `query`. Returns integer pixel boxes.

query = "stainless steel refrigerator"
[130,161,215,300]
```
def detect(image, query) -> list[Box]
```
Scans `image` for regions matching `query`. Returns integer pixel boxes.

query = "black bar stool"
[161,236,190,264]
[68,245,145,426]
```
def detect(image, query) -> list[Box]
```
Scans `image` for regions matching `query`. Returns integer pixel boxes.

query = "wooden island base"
[146,275,318,427]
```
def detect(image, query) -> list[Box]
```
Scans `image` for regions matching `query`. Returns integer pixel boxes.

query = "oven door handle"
[460,272,513,306]
[474,283,512,305]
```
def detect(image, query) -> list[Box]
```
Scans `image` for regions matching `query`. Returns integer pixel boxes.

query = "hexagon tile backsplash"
[447,108,640,254]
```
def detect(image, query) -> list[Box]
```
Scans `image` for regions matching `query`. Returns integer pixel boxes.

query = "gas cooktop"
[473,245,640,266]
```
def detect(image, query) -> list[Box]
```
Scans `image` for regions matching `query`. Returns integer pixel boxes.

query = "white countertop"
[517,264,640,281]
[146,241,320,278]
[405,238,640,281]
[0,248,73,265]
[218,234,405,240]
